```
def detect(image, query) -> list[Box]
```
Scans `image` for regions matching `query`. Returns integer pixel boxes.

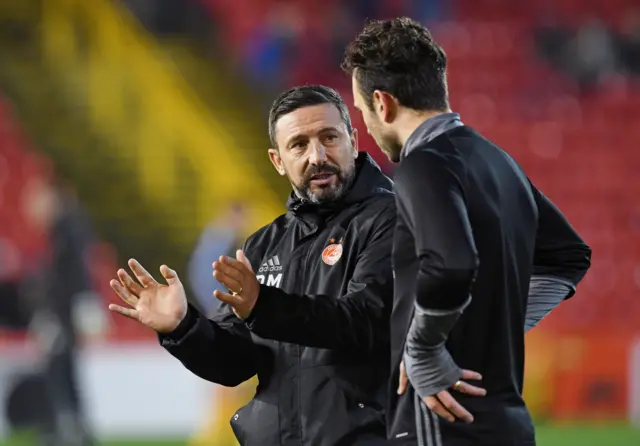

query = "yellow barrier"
[37,0,282,234]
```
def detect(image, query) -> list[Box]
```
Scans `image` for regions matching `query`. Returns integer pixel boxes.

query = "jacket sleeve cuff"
[245,285,285,330]
[160,304,198,343]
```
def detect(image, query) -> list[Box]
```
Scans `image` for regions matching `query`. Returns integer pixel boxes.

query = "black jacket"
[160,153,396,445]
[389,125,591,446]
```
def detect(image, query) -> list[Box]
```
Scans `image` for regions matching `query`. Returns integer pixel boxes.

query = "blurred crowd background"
[0,0,638,445]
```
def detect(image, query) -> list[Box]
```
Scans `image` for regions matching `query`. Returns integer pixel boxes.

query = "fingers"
[436,390,474,423]
[423,395,456,423]
[460,369,483,381]
[213,270,243,294]
[213,289,243,307]
[398,361,408,395]
[213,258,245,293]
[455,370,486,396]
[453,381,487,397]
[219,255,250,275]
[214,258,245,280]
[110,278,138,307]
[236,250,253,272]
[108,304,140,321]
[128,258,157,287]
[160,265,180,286]
[117,269,143,296]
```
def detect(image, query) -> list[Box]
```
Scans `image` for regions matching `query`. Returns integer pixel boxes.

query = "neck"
[396,109,450,147]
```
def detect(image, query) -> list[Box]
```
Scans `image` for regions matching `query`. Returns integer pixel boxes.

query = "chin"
[309,185,343,204]
[382,147,401,164]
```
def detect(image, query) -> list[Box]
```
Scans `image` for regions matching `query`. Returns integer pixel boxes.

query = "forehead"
[274,103,345,143]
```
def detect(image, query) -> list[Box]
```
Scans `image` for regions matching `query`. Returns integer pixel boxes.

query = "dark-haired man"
[343,17,592,446]
[108,85,396,445]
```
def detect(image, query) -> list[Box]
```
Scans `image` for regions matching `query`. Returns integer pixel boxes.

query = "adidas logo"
[258,255,283,273]
[256,255,284,288]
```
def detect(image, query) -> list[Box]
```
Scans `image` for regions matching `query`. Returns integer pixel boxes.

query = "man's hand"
[212,250,259,319]
[108,259,188,334]
[397,360,486,423]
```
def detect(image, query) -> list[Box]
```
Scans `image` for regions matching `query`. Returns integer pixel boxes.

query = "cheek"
[289,159,307,179]
[363,114,378,132]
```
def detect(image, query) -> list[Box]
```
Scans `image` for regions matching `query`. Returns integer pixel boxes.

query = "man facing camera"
[109,85,396,445]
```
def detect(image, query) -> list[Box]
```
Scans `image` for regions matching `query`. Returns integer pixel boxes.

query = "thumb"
[236,250,253,272]
[159,265,181,286]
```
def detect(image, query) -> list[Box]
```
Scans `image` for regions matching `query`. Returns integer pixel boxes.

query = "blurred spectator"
[536,17,620,91]
[242,4,302,89]
[22,178,105,446]
[187,202,251,317]
[534,17,573,71]
[618,8,640,76]
[568,18,619,90]
[0,238,31,330]
[187,204,256,446]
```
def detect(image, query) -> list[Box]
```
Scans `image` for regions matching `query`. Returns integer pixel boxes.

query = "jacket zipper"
[295,218,323,444]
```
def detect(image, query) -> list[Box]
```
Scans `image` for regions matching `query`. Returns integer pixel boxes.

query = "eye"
[291,141,306,150]
[324,134,339,143]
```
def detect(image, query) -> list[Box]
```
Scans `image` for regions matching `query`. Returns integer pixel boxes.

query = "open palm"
[109,259,188,334]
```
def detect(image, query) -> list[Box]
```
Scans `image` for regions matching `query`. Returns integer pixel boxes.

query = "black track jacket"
[160,153,396,446]
[388,123,591,446]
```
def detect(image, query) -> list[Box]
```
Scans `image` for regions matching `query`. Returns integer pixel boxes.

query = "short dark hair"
[342,17,449,112]
[268,85,353,148]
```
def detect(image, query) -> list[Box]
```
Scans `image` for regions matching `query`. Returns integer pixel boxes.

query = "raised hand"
[212,250,260,319]
[108,259,188,334]
[397,361,486,423]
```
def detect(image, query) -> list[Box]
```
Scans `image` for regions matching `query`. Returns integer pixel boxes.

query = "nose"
[308,141,327,165]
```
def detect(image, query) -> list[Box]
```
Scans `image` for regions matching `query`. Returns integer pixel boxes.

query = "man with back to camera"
[342,17,592,446]
[108,85,398,445]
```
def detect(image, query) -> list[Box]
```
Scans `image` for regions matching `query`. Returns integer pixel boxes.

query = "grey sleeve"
[525,276,574,332]
[403,296,471,398]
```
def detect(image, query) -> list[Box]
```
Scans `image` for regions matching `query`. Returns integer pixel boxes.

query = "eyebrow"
[285,127,341,147]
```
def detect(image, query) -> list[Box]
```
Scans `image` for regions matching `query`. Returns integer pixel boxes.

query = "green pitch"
[536,423,640,446]
[0,436,188,446]
[2,424,639,445]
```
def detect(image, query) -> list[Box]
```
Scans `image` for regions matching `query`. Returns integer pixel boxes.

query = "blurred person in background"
[343,17,592,446]
[566,18,619,90]
[109,85,397,445]
[188,202,251,317]
[22,177,106,446]
[187,201,257,445]
[243,2,302,90]
[534,15,621,91]
[618,8,640,77]
[0,251,31,331]
[534,15,574,72]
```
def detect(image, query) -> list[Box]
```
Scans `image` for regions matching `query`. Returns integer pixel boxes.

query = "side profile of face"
[351,73,404,163]
[269,103,358,204]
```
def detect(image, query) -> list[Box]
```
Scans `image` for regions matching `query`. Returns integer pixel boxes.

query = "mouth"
[309,172,336,186]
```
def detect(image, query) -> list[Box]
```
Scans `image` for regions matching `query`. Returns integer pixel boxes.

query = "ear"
[268,148,286,176]
[373,90,396,124]
[350,128,359,157]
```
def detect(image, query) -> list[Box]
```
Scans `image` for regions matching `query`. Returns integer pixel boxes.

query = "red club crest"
[322,238,343,266]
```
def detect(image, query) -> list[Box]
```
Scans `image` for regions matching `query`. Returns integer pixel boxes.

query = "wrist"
[164,306,196,340]
[404,345,462,398]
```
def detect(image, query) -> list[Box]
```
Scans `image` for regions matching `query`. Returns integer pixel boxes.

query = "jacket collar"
[401,112,463,159]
